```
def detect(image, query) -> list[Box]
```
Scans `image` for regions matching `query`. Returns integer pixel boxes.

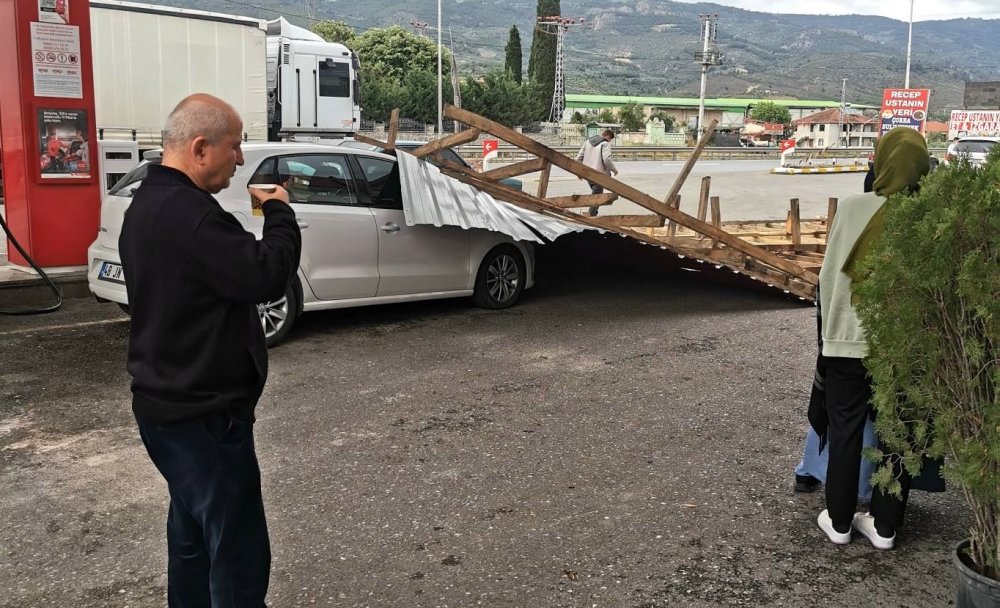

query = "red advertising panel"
[879,88,931,136]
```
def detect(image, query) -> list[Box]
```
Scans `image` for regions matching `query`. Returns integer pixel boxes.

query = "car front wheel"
[473,245,526,309]
[259,280,299,347]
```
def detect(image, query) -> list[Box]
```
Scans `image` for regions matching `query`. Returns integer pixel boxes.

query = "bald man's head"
[160,94,244,193]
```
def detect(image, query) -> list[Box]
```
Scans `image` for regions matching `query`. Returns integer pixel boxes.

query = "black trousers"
[824,357,911,534]
[136,412,270,608]
[587,181,603,216]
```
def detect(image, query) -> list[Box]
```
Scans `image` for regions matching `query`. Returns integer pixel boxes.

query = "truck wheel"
[472,245,525,309]
[260,280,299,347]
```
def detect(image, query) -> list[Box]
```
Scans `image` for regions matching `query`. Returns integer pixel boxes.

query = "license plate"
[98,261,126,284]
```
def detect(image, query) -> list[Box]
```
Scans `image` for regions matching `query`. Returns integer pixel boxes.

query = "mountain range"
[164,0,1000,117]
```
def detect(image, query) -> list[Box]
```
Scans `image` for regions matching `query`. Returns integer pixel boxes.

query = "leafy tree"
[398,69,453,125]
[648,110,676,132]
[360,75,404,123]
[527,0,560,120]
[353,26,450,83]
[311,20,356,47]
[461,71,544,128]
[749,101,792,125]
[617,101,646,132]
[504,25,523,85]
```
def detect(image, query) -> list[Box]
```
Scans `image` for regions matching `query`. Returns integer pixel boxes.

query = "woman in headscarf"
[814,127,930,550]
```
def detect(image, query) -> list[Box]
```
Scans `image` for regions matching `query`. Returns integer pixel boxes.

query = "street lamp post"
[904,0,914,88]
[437,0,443,134]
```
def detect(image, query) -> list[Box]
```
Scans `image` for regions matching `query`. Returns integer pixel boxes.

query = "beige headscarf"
[842,128,930,281]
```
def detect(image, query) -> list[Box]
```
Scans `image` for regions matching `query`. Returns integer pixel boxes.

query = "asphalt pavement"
[0,233,964,607]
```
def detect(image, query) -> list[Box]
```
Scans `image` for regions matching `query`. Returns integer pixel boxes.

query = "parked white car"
[945,137,998,167]
[88,143,535,346]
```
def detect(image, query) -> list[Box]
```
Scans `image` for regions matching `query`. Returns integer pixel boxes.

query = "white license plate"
[98,261,126,284]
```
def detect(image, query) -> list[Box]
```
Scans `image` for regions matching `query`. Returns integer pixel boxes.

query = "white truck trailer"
[89,0,360,147]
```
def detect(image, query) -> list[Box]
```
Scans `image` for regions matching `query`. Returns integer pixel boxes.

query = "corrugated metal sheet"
[397,151,589,243]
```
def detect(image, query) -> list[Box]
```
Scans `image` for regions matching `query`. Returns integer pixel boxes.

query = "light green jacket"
[819,191,885,359]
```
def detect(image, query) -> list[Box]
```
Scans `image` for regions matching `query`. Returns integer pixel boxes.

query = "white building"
[791,108,878,148]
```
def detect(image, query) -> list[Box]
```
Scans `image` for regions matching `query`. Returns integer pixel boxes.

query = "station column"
[0,0,101,267]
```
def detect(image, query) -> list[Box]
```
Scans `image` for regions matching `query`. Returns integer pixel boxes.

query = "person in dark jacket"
[119,93,301,607]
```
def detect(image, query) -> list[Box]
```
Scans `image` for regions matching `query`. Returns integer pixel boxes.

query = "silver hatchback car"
[88,143,535,346]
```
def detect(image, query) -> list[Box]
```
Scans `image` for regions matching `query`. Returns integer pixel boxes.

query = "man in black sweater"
[119,93,301,607]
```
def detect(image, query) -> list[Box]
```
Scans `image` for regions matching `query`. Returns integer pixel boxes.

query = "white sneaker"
[817,509,851,545]
[852,512,895,550]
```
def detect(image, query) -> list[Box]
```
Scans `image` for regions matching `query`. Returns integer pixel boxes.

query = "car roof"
[957,137,999,143]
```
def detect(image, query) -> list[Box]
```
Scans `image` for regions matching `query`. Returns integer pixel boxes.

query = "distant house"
[791,108,877,148]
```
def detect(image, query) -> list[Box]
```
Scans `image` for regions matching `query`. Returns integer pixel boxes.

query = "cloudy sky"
[672,0,1000,21]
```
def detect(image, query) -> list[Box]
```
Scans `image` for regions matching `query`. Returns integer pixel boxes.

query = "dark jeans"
[587,181,603,216]
[136,412,270,608]
[824,357,910,535]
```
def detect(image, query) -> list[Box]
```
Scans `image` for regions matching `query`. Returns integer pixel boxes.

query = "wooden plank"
[667,195,682,237]
[481,157,548,181]
[789,198,801,250]
[537,161,552,199]
[547,193,618,208]
[385,108,400,151]
[697,176,711,222]
[826,197,838,243]
[710,196,721,249]
[410,128,481,159]
[443,104,817,285]
[352,133,389,149]
[662,121,718,205]
[591,215,665,228]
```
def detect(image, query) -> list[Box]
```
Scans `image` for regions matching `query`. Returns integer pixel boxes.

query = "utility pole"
[838,78,847,148]
[537,16,584,124]
[904,0,915,88]
[449,27,461,133]
[695,14,722,135]
[437,0,443,135]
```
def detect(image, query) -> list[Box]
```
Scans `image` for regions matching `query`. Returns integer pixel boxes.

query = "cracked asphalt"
[0,232,964,607]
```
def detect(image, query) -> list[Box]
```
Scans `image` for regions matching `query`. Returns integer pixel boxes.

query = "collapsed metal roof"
[396,151,589,243]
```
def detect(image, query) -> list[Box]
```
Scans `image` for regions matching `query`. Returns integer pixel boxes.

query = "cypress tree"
[527,0,560,119]
[504,25,523,85]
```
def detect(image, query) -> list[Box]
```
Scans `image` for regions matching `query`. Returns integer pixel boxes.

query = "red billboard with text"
[879,88,931,136]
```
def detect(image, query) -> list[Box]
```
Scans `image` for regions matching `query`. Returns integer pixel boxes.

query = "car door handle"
[296,219,309,229]
[379,222,400,233]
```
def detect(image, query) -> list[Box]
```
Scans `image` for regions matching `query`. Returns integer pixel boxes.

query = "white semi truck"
[89,0,360,147]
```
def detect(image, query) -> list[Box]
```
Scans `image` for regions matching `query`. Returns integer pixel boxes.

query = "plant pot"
[953,539,1000,608]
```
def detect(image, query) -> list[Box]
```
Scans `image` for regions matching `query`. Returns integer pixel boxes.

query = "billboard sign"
[879,88,931,136]
[948,110,1000,139]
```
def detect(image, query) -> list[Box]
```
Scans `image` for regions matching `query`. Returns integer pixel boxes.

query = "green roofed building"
[564,94,878,130]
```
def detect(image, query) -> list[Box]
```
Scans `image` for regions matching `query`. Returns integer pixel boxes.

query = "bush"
[854,151,1000,579]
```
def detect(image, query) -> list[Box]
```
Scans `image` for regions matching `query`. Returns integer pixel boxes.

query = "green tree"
[617,101,646,132]
[527,0,560,120]
[311,20,356,47]
[353,26,450,83]
[749,101,792,125]
[398,69,453,125]
[461,71,544,128]
[648,110,676,132]
[504,25,523,85]
[360,75,404,123]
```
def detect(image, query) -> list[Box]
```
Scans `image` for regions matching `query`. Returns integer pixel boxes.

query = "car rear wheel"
[473,245,525,309]
[260,280,299,347]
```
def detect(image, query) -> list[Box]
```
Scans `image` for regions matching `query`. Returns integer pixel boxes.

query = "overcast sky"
[672,0,1000,21]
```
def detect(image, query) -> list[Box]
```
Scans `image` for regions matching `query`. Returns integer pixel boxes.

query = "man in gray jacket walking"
[575,129,618,217]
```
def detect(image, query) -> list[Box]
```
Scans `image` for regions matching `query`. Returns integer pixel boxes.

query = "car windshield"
[108,159,158,196]
[956,141,997,154]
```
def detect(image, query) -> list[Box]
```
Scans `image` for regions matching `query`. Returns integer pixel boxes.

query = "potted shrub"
[853,151,998,606]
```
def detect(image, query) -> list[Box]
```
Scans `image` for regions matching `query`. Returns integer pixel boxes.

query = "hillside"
[155,0,1000,116]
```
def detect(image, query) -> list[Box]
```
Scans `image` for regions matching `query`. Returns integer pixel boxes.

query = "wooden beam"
[547,193,618,209]
[591,215,665,228]
[385,108,400,151]
[352,133,389,149]
[410,128,481,159]
[826,197,838,243]
[443,104,817,285]
[667,195,682,237]
[789,198,801,250]
[661,120,718,205]
[481,157,548,181]
[537,161,552,199]
[710,196,721,249]
[697,176,711,222]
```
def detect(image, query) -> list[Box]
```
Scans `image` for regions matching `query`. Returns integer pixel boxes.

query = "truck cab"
[265,18,360,141]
